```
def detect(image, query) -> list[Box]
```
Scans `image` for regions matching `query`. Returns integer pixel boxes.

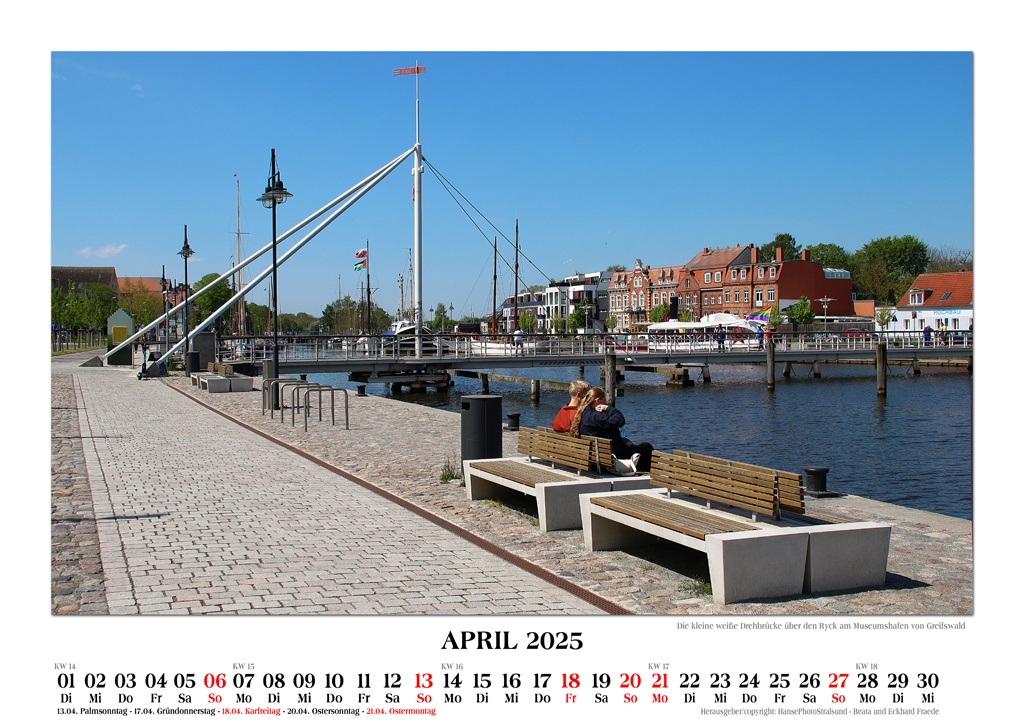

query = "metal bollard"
[804,467,837,498]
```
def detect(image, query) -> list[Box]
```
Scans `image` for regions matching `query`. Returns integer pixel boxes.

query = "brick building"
[604,246,854,332]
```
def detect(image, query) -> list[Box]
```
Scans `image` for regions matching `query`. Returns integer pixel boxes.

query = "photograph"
[27,2,1014,722]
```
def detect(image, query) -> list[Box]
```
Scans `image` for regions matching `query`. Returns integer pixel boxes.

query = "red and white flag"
[393,66,426,76]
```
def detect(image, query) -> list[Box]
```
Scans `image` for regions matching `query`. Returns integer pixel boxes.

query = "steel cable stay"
[144,148,416,366]
[106,147,416,363]
[422,156,551,285]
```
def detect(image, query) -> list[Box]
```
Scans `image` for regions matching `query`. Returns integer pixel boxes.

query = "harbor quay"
[51,350,973,616]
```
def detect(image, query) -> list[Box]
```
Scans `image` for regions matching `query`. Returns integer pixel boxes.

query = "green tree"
[804,243,852,270]
[321,301,337,332]
[768,302,784,329]
[246,301,269,335]
[117,279,161,327]
[605,264,627,272]
[321,295,360,334]
[430,302,450,330]
[567,300,593,331]
[649,302,670,323]
[81,283,118,331]
[785,296,817,328]
[851,235,929,304]
[605,314,617,331]
[875,304,897,331]
[518,311,537,332]
[926,244,972,273]
[192,273,232,328]
[760,233,801,263]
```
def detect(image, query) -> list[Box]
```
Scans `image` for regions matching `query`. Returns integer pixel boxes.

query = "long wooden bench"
[463,427,652,532]
[580,449,890,604]
[668,449,890,594]
[538,427,617,475]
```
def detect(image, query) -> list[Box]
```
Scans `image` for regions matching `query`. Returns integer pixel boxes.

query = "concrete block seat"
[196,372,252,393]
[580,489,809,605]
[578,450,891,604]
[190,371,219,387]
[776,481,891,595]
[462,427,652,532]
[199,375,232,393]
[229,375,254,392]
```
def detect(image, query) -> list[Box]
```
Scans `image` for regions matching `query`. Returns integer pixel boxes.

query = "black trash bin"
[185,351,201,375]
[461,395,503,461]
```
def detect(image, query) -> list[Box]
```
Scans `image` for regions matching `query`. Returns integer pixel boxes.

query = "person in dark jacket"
[569,387,653,472]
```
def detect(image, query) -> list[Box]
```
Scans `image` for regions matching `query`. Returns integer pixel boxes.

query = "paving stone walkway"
[51,351,974,616]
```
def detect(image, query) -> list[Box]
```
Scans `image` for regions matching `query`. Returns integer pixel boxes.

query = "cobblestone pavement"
[51,372,109,614]
[51,352,974,616]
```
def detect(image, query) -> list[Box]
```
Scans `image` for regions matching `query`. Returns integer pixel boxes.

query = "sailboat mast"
[513,219,520,331]
[234,175,248,335]
[492,237,497,334]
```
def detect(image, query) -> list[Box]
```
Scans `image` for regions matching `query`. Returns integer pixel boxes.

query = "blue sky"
[50,51,972,322]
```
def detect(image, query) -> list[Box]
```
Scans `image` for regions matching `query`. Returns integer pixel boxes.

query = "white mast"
[412,61,424,357]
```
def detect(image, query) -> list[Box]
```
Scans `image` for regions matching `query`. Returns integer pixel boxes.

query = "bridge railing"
[216,329,972,363]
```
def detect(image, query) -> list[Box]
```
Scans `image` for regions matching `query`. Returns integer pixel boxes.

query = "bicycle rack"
[302,386,349,432]
[261,378,296,419]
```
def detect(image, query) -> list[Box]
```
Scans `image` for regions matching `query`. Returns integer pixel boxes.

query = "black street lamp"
[179,226,195,372]
[258,149,292,409]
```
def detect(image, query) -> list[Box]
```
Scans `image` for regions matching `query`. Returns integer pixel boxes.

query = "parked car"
[842,327,873,339]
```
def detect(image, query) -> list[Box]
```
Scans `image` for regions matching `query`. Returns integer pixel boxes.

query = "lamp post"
[816,296,836,330]
[258,149,292,409]
[179,226,195,373]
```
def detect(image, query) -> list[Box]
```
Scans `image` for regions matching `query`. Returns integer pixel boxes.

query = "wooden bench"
[671,449,891,594]
[463,427,652,532]
[538,427,617,474]
[580,449,891,604]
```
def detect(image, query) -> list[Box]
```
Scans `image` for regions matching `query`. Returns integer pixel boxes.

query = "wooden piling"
[767,340,775,391]
[876,341,887,397]
[604,351,617,405]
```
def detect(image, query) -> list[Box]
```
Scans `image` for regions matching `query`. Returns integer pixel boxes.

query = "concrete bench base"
[793,521,891,594]
[463,458,653,532]
[230,376,254,392]
[579,490,809,604]
[200,375,232,393]
[194,374,254,393]
[580,490,891,604]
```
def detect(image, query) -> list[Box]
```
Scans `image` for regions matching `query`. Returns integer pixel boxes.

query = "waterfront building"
[608,260,690,332]
[496,290,545,333]
[605,247,854,332]
[52,266,119,296]
[685,244,854,322]
[542,271,605,333]
[893,271,973,333]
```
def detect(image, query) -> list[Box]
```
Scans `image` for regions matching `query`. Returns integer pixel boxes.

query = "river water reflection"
[312,364,972,520]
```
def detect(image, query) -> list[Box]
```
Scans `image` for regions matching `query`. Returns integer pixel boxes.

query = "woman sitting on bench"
[569,387,654,473]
